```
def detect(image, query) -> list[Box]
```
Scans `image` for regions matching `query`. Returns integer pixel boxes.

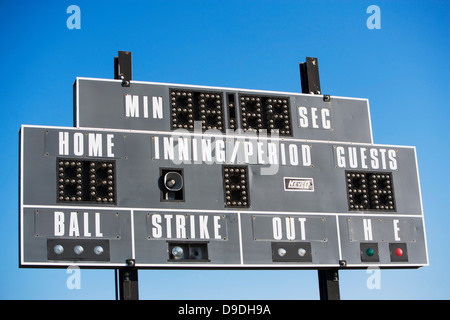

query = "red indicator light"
[389,243,408,262]
[395,248,403,257]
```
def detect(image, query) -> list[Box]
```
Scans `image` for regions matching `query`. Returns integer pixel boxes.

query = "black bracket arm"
[114,51,132,87]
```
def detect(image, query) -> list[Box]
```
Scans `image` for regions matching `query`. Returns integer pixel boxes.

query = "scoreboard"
[19,77,428,269]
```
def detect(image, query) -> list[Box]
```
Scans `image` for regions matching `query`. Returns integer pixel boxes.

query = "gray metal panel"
[21,126,421,215]
[20,125,427,268]
[338,216,427,266]
[133,211,241,265]
[241,213,340,266]
[75,78,373,143]
[21,208,133,267]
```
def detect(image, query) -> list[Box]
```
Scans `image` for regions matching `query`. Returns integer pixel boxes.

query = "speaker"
[164,171,183,192]
[160,169,184,201]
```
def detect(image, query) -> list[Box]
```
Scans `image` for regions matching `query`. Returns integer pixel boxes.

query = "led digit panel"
[198,92,223,131]
[346,171,396,211]
[239,94,292,136]
[223,165,250,208]
[170,90,224,132]
[169,90,292,135]
[57,158,116,204]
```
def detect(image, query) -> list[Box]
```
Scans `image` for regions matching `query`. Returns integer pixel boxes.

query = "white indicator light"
[277,248,287,257]
[74,245,84,255]
[172,246,184,259]
[94,246,104,255]
[298,248,307,257]
[54,245,64,255]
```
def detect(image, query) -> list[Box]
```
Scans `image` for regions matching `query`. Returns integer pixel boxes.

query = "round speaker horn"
[164,172,183,191]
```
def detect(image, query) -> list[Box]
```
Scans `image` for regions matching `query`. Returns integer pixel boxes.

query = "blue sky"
[0,0,449,299]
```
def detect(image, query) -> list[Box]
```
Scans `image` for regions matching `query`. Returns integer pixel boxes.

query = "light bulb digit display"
[346,171,396,211]
[170,90,224,132]
[223,165,250,208]
[57,158,116,204]
[239,94,292,136]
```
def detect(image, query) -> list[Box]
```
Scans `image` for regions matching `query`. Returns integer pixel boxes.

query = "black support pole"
[300,57,341,300]
[318,269,341,300]
[113,52,137,300]
[114,50,132,87]
[117,259,139,300]
[118,268,139,300]
[299,57,321,94]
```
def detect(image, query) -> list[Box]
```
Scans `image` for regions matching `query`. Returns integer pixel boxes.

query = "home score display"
[19,78,428,269]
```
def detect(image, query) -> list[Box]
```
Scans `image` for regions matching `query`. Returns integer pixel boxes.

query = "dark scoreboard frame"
[19,77,428,269]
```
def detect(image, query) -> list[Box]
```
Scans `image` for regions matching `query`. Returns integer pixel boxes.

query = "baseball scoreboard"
[19,77,428,269]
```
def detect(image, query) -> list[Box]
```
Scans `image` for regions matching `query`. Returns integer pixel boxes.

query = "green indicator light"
[366,248,374,257]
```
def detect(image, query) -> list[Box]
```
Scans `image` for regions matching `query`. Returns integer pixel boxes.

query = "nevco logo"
[284,177,314,192]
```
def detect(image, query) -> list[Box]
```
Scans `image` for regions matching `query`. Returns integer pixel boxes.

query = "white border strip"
[20,124,415,150]
[366,99,374,144]
[19,261,426,268]
[75,77,79,130]
[19,126,24,266]
[22,204,424,218]
[76,77,370,101]
[335,215,343,262]
[130,210,135,260]
[413,147,430,265]
[237,213,244,265]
